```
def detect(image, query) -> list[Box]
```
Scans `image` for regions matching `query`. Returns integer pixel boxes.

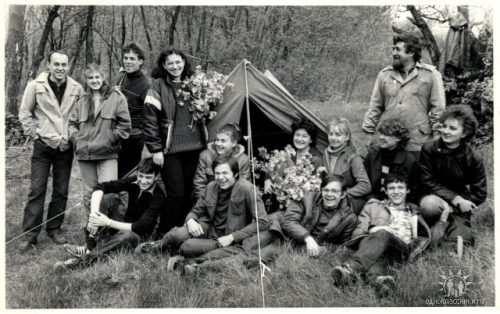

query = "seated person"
[419,105,487,246]
[280,174,358,257]
[331,173,434,297]
[319,117,371,215]
[137,155,269,272]
[53,158,164,271]
[193,123,250,200]
[364,118,420,204]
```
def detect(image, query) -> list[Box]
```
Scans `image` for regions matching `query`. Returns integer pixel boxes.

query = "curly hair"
[122,42,146,61]
[393,33,422,63]
[151,47,193,80]
[439,105,478,143]
[292,118,317,146]
[377,118,410,150]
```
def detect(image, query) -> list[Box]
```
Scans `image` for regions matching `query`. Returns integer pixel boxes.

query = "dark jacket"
[117,70,151,131]
[364,144,421,203]
[94,176,165,237]
[281,192,357,244]
[193,143,251,200]
[347,199,431,261]
[420,139,487,206]
[143,77,208,154]
[69,89,131,160]
[185,178,269,243]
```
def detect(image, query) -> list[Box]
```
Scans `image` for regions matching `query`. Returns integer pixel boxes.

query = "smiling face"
[137,171,156,191]
[47,53,69,83]
[214,163,237,190]
[293,128,313,152]
[163,53,185,81]
[328,125,349,149]
[385,181,409,206]
[392,41,413,69]
[215,132,237,156]
[378,133,400,150]
[441,118,467,148]
[123,51,143,73]
[86,70,104,91]
[321,181,345,208]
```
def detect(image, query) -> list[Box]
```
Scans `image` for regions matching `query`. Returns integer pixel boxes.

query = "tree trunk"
[69,18,87,75]
[204,14,216,61]
[407,5,441,67]
[185,6,194,52]
[109,6,115,82]
[121,7,126,48]
[85,6,95,65]
[140,6,154,51]
[28,5,60,79]
[169,6,181,46]
[196,8,207,54]
[6,5,26,115]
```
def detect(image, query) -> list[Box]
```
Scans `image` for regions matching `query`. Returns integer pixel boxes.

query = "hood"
[207,142,245,158]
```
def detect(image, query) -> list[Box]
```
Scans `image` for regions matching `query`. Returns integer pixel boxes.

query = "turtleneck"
[327,142,348,156]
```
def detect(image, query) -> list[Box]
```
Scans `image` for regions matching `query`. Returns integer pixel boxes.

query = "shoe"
[19,240,36,252]
[331,264,356,287]
[184,264,197,276]
[53,258,84,273]
[47,231,68,245]
[167,255,194,275]
[373,275,396,298]
[63,244,89,257]
[134,241,164,254]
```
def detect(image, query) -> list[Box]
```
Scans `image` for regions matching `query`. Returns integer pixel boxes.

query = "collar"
[132,179,157,197]
[48,74,67,87]
[434,138,467,155]
[382,199,411,213]
[127,69,143,79]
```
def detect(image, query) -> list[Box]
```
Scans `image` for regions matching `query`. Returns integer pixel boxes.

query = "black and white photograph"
[3,3,495,308]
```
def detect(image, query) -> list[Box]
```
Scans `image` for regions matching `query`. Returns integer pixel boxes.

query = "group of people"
[17,33,487,296]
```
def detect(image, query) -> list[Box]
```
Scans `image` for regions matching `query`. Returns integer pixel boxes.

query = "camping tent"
[206,59,328,155]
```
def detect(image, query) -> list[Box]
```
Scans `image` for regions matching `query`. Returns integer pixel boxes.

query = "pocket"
[382,78,400,97]
[413,80,430,96]
[417,123,432,135]
[230,198,246,215]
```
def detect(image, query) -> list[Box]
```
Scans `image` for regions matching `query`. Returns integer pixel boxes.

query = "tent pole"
[243,61,267,308]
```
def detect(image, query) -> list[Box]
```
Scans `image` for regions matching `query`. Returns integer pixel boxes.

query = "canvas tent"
[206,59,328,155]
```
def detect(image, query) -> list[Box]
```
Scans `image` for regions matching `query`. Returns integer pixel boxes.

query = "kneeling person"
[331,173,433,296]
[54,158,164,271]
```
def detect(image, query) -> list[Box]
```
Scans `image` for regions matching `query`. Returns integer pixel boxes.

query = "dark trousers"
[22,139,73,242]
[349,230,409,281]
[158,150,201,234]
[118,134,144,178]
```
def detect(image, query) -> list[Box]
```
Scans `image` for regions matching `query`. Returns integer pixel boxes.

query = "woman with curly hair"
[419,105,487,246]
[143,48,206,236]
[364,118,420,204]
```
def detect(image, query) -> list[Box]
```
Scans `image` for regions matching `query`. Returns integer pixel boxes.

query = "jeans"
[22,139,73,242]
[118,134,144,178]
[349,230,409,280]
[84,230,141,264]
[158,150,201,234]
[78,159,118,213]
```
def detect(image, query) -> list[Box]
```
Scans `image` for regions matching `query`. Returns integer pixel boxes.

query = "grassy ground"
[4,99,495,308]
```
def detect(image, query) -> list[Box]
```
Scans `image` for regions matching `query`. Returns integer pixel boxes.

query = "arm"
[130,190,164,235]
[112,93,131,141]
[467,151,487,205]
[18,81,38,139]
[346,155,372,198]
[351,205,371,238]
[427,69,446,131]
[68,100,80,143]
[362,72,385,134]
[281,199,311,241]
[230,186,269,243]
[93,176,136,194]
[192,151,210,200]
[143,80,164,154]
[238,154,251,181]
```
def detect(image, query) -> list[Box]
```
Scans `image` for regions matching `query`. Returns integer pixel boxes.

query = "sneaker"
[331,264,356,287]
[373,275,396,298]
[167,255,186,272]
[47,231,68,245]
[134,240,164,254]
[183,264,198,276]
[63,244,89,257]
[53,258,84,273]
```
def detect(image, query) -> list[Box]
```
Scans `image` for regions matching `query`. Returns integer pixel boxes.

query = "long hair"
[83,63,112,99]
[151,47,193,80]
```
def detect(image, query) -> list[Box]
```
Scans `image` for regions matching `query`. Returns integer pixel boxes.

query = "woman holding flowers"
[143,48,206,236]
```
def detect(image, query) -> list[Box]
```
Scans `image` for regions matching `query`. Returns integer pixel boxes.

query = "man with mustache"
[362,34,446,160]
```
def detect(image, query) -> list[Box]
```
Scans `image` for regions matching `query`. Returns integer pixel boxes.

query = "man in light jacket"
[18,50,84,251]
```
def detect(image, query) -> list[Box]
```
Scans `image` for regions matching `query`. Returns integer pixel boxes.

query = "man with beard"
[362,34,446,159]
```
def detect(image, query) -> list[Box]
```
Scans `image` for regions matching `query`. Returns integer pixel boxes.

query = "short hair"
[83,63,112,99]
[327,117,352,139]
[151,47,193,80]
[383,173,408,189]
[137,158,161,175]
[320,174,347,192]
[393,34,422,63]
[47,50,68,64]
[439,105,478,143]
[122,43,145,61]
[216,124,242,143]
[292,118,317,146]
[377,118,410,150]
[212,155,239,177]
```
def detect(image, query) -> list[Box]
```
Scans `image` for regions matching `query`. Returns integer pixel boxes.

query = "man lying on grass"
[136,155,270,274]
[280,174,358,257]
[331,173,438,297]
[53,158,164,271]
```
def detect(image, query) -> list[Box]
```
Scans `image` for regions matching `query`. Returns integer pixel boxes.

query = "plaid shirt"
[386,203,413,244]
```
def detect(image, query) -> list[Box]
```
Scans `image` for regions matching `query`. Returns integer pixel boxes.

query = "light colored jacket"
[18,72,84,150]
[362,62,446,151]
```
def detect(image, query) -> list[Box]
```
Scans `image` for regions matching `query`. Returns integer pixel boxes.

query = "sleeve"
[112,93,131,141]
[192,151,210,200]
[185,192,209,223]
[362,71,385,134]
[143,80,164,153]
[406,157,422,205]
[238,154,251,181]
[281,199,311,241]
[18,81,38,139]
[351,204,371,238]
[428,69,446,131]
[429,220,449,247]
[93,176,136,193]
[131,190,164,235]
[346,155,372,198]
[68,99,81,143]
[468,151,487,205]
[230,184,270,243]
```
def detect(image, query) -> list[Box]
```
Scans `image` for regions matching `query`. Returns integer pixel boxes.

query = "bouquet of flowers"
[177,65,233,129]
[252,145,322,208]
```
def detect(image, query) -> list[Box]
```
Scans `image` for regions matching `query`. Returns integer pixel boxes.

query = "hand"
[86,221,99,235]
[304,236,321,257]
[186,219,204,237]
[453,196,478,213]
[152,152,164,167]
[89,212,111,228]
[217,234,234,247]
[264,179,274,194]
[439,202,452,222]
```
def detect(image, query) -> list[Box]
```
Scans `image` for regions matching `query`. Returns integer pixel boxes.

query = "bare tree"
[169,6,182,46]
[6,5,26,115]
[85,6,95,65]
